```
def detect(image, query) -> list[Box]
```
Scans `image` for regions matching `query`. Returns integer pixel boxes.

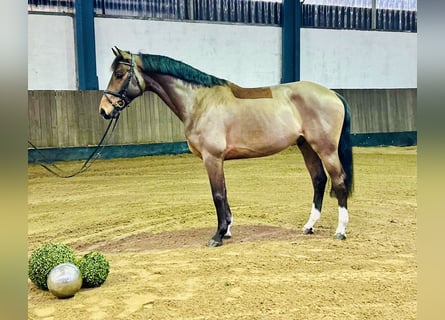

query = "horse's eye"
[115,73,124,80]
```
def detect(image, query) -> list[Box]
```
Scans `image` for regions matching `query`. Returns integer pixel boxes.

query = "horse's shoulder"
[228,83,272,99]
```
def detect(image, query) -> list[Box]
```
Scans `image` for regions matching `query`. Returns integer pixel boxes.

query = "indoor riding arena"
[28,1,417,319]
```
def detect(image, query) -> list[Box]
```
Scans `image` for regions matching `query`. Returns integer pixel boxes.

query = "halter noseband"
[103,53,143,111]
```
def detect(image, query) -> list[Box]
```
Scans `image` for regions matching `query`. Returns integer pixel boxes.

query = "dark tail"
[333,93,354,198]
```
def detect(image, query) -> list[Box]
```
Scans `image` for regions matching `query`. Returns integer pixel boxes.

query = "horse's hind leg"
[320,151,349,240]
[298,138,327,235]
[203,154,233,247]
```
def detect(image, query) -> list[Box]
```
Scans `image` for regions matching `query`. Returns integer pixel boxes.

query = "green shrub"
[76,251,110,288]
[28,243,76,290]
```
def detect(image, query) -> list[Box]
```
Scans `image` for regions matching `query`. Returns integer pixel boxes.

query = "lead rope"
[28,115,120,178]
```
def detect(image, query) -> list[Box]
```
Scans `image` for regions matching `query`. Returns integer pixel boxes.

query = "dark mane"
[138,53,228,87]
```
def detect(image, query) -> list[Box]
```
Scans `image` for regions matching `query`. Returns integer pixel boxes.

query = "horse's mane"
[138,53,228,87]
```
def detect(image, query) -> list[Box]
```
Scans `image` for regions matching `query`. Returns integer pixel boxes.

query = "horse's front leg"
[203,154,232,247]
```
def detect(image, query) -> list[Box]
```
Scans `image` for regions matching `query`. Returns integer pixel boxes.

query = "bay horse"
[99,47,354,247]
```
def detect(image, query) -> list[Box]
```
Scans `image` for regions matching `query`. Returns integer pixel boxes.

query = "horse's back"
[278,81,339,103]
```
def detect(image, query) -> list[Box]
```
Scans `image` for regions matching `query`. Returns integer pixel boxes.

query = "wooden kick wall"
[28,90,185,148]
[28,89,416,148]
[335,88,417,134]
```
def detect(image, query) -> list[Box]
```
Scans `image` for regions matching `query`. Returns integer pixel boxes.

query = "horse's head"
[99,47,145,119]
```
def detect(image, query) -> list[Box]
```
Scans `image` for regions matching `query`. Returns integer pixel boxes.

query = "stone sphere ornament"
[47,263,82,299]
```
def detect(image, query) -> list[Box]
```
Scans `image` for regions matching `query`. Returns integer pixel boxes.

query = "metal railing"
[28,0,416,31]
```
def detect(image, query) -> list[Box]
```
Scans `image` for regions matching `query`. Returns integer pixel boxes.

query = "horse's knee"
[212,191,225,204]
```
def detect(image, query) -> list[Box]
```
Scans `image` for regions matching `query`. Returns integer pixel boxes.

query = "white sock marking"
[335,206,349,236]
[303,203,321,230]
[224,217,233,237]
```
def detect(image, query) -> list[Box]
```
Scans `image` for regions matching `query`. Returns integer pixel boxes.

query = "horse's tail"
[332,93,354,198]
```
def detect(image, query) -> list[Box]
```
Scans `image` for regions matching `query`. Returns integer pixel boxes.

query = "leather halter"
[103,53,143,111]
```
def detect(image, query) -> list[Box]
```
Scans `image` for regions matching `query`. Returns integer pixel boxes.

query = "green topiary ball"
[28,243,77,290]
[76,251,110,288]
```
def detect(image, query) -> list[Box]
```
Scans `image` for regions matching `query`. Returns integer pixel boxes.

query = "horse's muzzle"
[100,106,120,120]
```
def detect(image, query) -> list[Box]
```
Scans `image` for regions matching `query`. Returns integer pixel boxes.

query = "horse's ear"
[112,46,120,57]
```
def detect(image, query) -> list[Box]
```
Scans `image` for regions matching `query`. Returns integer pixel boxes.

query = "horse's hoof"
[208,239,223,247]
[303,227,314,235]
[334,233,347,240]
[223,234,231,239]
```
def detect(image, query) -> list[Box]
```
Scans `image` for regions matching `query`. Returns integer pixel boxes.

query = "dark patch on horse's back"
[229,83,273,99]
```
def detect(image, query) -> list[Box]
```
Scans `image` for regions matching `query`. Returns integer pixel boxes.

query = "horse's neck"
[143,74,196,122]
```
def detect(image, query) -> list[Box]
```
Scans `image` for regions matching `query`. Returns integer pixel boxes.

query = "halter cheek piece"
[103,53,143,112]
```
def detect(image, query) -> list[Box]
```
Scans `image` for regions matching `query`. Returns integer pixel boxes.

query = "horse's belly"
[224,145,287,160]
[224,130,299,160]
[224,110,301,159]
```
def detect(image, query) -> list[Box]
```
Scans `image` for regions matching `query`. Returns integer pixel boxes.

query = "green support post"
[74,1,99,89]
[281,0,301,83]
